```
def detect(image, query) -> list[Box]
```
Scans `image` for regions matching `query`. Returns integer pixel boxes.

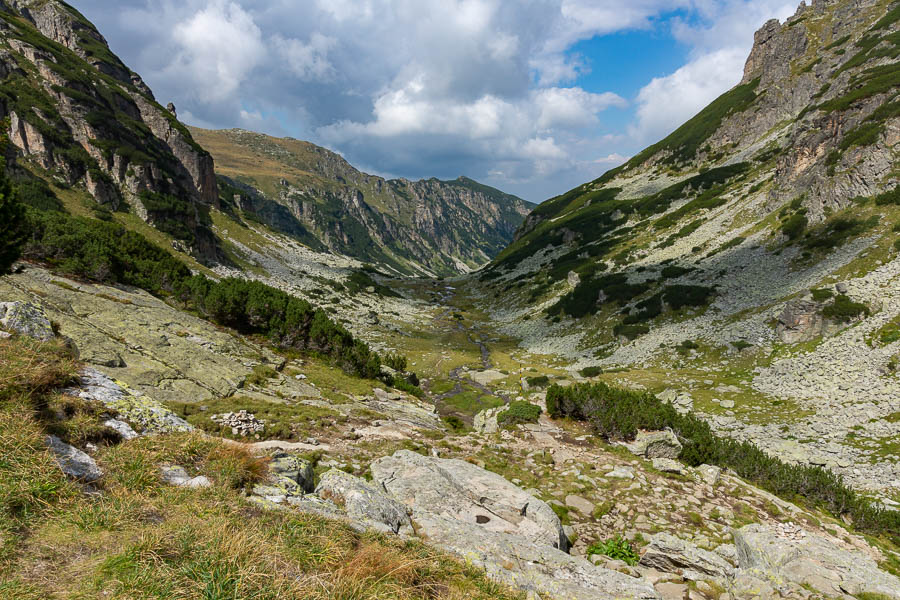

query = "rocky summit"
[1,1,899,599]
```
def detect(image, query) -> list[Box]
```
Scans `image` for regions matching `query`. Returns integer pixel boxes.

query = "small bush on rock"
[497,401,541,429]
[586,535,639,566]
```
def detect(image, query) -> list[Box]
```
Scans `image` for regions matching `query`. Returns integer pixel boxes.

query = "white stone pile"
[211,410,265,436]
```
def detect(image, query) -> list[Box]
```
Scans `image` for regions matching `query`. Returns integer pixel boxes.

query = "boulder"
[0,301,54,341]
[268,453,315,493]
[625,429,682,459]
[696,464,722,486]
[651,458,685,474]
[45,435,102,482]
[371,450,659,600]
[103,418,139,440]
[775,298,823,343]
[565,494,595,515]
[315,468,413,536]
[473,406,503,434]
[639,532,734,579]
[159,465,211,488]
[733,523,900,599]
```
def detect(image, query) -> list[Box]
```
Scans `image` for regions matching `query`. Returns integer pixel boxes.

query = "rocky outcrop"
[369,450,660,599]
[0,301,54,340]
[624,429,683,459]
[775,298,825,343]
[733,523,900,599]
[639,532,734,579]
[314,468,413,536]
[0,1,219,260]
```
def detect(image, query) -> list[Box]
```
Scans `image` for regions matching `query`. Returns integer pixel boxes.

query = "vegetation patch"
[586,535,640,566]
[545,382,900,544]
[497,402,542,429]
[822,294,869,323]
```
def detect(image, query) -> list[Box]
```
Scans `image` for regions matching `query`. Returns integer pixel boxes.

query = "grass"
[167,395,343,441]
[0,335,522,600]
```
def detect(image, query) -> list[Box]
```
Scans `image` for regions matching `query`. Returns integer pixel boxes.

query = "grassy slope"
[0,334,521,600]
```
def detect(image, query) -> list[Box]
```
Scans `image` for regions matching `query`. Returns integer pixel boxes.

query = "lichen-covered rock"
[159,465,210,488]
[733,523,900,599]
[68,368,192,434]
[268,453,315,493]
[370,450,659,599]
[625,429,682,459]
[639,532,734,579]
[0,301,54,341]
[315,468,413,536]
[473,406,503,434]
[775,298,824,343]
[45,435,102,482]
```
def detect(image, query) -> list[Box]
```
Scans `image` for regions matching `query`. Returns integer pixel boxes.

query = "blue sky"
[74,0,797,202]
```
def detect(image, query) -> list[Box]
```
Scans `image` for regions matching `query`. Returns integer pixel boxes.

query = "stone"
[268,453,315,493]
[775,298,824,344]
[371,450,659,599]
[0,301,54,340]
[567,271,581,287]
[651,458,685,474]
[639,532,734,579]
[103,418,139,440]
[696,464,722,486]
[655,582,689,600]
[160,465,190,485]
[473,406,503,434]
[718,399,735,409]
[467,369,506,386]
[606,466,635,479]
[565,494,595,515]
[211,410,264,436]
[315,468,413,536]
[45,435,102,482]
[625,430,682,459]
[733,523,900,599]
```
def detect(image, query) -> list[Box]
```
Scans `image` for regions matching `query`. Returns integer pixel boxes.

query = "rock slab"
[0,301,54,340]
[45,435,102,482]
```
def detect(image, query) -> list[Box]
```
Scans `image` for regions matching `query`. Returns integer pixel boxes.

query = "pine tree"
[0,160,26,274]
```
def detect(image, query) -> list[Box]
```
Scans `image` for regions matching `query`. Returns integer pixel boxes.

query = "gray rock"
[639,532,734,579]
[566,494,595,515]
[625,429,682,459]
[776,298,824,344]
[183,475,211,488]
[651,458,685,474]
[473,406,503,434]
[160,465,190,485]
[103,418,138,440]
[733,523,900,599]
[696,464,722,486]
[0,301,54,341]
[315,468,413,536]
[45,435,102,482]
[268,453,315,493]
[370,450,659,599]
[606,466,635,479]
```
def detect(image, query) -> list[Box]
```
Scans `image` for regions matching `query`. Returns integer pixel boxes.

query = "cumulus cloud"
[75,0,798,201]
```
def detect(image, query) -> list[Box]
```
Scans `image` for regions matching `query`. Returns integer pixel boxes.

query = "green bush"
[579,366,603,378]
[663,285,714,310]
[21,207,392,379]
[802,216,878,251]
[613,323,649,340]
[544,382,900,544]
[586,535,639,566]
[525,375,550,388]
[811,288,834,302]
[497,401,542,428]
[823,294,869,323]
[383,352,408,372]
[0,164,27,274]
[781,213,808,240]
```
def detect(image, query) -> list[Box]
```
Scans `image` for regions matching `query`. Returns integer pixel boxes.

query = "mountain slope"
[476,0,900,492]
[0,0,220,259]
[190,127,535,276]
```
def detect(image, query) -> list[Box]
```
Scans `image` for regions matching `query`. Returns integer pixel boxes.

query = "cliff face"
[191,127,535,276]
[0,0,219,259]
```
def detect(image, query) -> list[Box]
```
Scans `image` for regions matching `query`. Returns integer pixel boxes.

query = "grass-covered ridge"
[546,382,900,545]
[0,336,520,600]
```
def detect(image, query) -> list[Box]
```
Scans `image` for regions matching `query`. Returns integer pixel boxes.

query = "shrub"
[383,352,408,372]
[586,535,639,566]
[526,375,550,388]
[579,366,603,378]
[802,216,878,251]
[0,162,27,274]
[442,415,466,433]
[545,381,900,544]
[811,288,834,302]
[823,294,869,323]
[781,213,808,240]
[731,340,752,351]
[663,285,714,310]
[497,401,542,428]
[613,323,650,340]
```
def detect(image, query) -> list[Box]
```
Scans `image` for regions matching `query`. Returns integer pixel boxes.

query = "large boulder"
[639,532,734,579]
[775,298,823,343]
[473,406,503,434]
[269,453,315,493]
[625,429,682,459]
[314,468,413,536]
[45,435,102,482]
[733,523,900,599]
[371,450,659,600]
[0,301,55,341]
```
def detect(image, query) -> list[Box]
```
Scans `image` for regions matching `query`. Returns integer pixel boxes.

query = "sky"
[72,0,798,203]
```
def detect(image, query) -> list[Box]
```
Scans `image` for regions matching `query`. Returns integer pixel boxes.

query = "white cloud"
[78,0,801,201]
[168,1,265,101]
